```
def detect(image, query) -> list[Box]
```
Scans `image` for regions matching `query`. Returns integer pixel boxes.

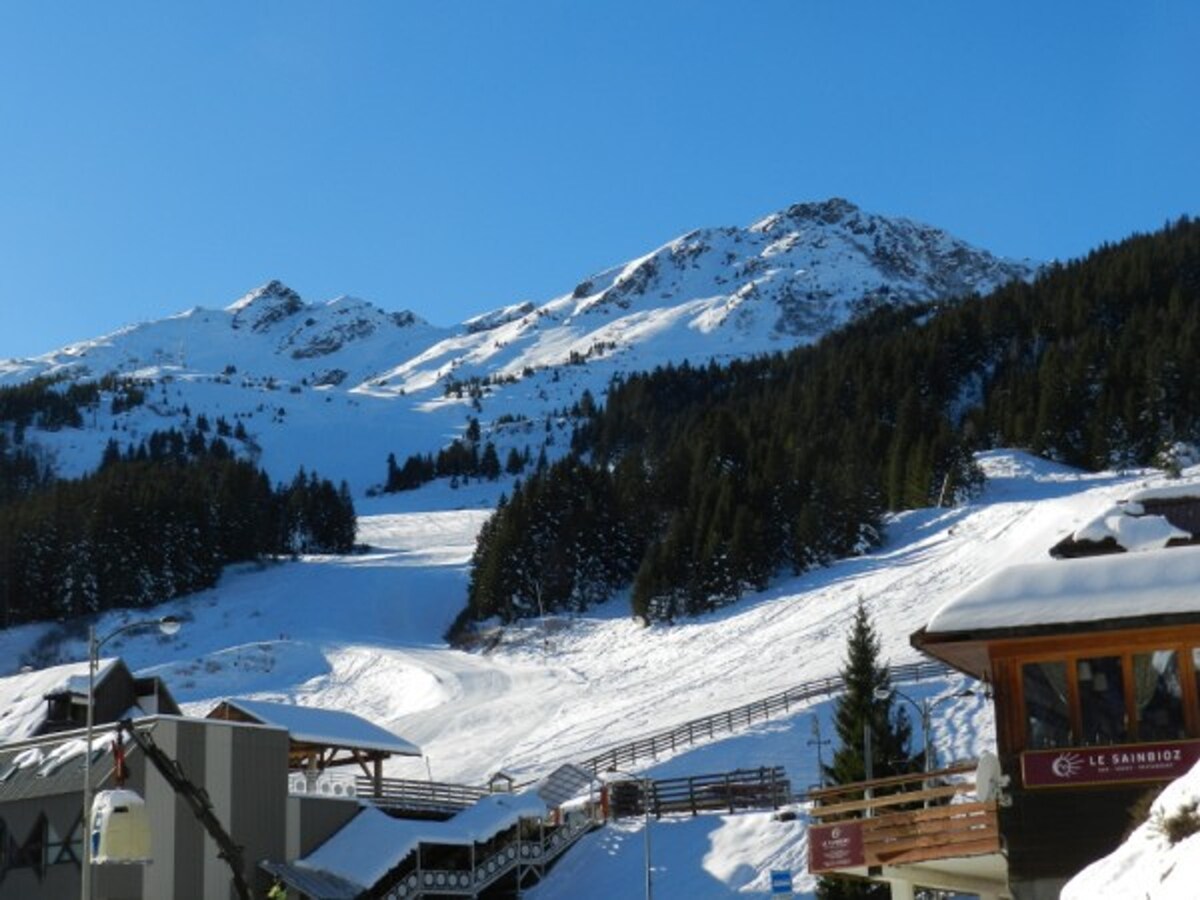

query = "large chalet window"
[1077,656,1127,744]
[1133,650,1186,740]
[1022,660,1071,748]
[1018,643,1200,751]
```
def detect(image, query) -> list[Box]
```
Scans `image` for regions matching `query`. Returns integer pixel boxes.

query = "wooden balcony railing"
[809,761,1001,870]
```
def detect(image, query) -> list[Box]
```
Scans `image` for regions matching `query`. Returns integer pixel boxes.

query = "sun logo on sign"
[1051,752,1083,779]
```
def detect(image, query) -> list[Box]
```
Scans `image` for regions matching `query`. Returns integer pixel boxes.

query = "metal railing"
[373,813,595,898]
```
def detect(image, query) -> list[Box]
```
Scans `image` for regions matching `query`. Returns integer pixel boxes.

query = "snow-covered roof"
[0,658,120,745]
[925,544,1200,634]
[298,791,546,889]
[1070,508,1189,552]
[212,698,420,756]
[1126,482,1200,503]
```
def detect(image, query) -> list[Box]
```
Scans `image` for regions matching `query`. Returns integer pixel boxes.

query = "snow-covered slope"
[0,200,1036,493]
[1,451,1180,898]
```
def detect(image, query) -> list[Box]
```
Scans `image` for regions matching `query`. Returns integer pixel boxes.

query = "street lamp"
[872,685,973,774]
[81,614,181,900]
[606,766,653,900]
[807,717,831,788]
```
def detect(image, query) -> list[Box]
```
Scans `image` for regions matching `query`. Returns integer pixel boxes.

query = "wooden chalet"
[910,543,1200,899]
[810,490,1200,900]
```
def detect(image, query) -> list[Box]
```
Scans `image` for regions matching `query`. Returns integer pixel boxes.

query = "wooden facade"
[913,615,1200,895]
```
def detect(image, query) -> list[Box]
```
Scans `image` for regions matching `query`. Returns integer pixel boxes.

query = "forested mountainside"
[0,412,355,628]
[461,217,1200,632]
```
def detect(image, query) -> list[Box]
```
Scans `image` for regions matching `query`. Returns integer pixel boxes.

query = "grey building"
[0,659,418,900]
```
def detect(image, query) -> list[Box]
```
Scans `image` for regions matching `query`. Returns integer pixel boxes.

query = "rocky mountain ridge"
[0,199,1038,491]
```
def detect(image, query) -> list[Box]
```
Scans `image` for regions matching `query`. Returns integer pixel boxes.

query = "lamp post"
[81,614,181,900]
[873,685,973,776]
[606,767,653,900]
[807,717,831,788]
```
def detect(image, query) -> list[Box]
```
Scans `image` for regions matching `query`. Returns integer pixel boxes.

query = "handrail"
[373,812,595,898]
[580,659,954,774]
[808,761,976,801]
[354,775,489,815]
[809,760,979,823]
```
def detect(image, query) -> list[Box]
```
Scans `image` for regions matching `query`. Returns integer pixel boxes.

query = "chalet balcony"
[808,761,1010,900]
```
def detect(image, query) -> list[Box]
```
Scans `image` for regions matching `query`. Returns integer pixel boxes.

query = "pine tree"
[818,600,916,899]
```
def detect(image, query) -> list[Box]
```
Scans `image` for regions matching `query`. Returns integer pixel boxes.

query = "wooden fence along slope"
[581,659,954,775]
[333,659,956,897]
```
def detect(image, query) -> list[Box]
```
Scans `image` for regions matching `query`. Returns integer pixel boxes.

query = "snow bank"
[1063,760,1200,900]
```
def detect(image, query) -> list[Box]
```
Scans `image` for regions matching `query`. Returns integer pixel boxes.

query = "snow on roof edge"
[926,544,1200,635]
[299,791,547,888]
[217,697,420,756]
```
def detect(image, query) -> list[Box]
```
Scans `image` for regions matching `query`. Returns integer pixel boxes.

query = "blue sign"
[770,869,793,894]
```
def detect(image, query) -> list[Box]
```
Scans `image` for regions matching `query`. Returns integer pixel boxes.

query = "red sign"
[1022,739,1200,788]
[808,820,866,873]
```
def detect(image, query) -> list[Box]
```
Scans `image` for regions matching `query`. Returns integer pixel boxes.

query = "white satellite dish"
[974,751,1004,802]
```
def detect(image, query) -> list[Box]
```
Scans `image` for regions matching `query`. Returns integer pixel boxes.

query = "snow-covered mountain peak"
[228,279,306,332]
[0,198,1041,492]
[779,196,862,227]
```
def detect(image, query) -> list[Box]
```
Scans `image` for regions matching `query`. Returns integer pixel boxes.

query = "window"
[1194,648,1200,715]
[1078,656,1127,744]
[1133,650,1185,740]
[1023,660,1071,748]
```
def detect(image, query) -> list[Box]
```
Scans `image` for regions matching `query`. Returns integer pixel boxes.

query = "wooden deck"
[809,761,1002,870]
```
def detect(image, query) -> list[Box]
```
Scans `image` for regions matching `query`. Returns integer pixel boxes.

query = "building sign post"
[1022,739,1200,788]
[808,820,866,873]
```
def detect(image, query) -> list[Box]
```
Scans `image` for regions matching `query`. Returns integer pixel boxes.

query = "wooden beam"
[812,783,973,819]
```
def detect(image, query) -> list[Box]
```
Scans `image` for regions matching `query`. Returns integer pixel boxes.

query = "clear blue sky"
[1,2,1197,358]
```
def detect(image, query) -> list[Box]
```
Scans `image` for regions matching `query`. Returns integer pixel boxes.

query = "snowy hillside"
[0,200,1036,493]
[1,450,1183,896]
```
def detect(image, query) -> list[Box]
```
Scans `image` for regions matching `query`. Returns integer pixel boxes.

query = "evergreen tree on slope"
[818,599,917,899]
